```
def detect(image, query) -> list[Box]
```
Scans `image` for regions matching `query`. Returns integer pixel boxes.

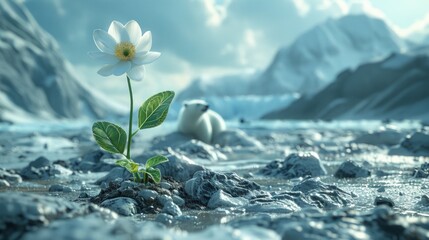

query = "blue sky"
[24,0,429,104]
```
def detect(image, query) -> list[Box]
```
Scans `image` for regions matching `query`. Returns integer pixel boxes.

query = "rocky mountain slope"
[177,14,406,100]
[263,53,429,120]
[0,0,113,122]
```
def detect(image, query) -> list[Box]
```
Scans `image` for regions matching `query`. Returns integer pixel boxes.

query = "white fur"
[177,100,226,143]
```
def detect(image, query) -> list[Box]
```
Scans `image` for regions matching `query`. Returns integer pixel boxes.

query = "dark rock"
[161,201,182,216]
[159,182,172,190]
[172,195,185,207]
[175,140,227,161]
[0,192,116,239]
[260,152,327,179]
[419,195,429,206]
[334,160,371,178]
[389,131,429,156]
[374,196,395,208]
[49,184,65,192]
[291,178,352,209]
[20,156,73,180]
[136,149,205,182]
[69,150,116,172]
[413,162,429,178]
[100,197,138,216]
[155,213,174,225]
[230,206,429,239]
[139,189,159,201]
[95,167,132,185]
[185,170,261,205]
[353,129,403,146]
[157,195,173,206]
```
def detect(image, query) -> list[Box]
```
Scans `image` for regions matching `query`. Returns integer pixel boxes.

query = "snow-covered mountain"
[263,53,429,120]
[252,14,406,95]
[0,0,115,123]
[178,14,406,102]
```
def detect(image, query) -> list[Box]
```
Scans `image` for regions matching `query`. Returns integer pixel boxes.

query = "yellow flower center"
[115,42,136,61]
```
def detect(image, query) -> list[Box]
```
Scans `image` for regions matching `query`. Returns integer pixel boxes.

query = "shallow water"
[1,119,428,232]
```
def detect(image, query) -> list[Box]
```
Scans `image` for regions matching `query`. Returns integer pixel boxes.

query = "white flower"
[90,20,160,81]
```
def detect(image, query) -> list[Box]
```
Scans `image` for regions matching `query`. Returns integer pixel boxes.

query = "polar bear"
[177,100,226,144]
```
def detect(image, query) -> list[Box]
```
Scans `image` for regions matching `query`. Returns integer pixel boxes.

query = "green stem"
[126,76,133,159]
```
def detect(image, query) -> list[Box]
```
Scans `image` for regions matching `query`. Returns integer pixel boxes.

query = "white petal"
[127,65,145,81]
[97,64,116,77]
[108,21,130,43]
[125,20,142,45]
[112,61,131,76]
[97,61,131,77]
[136,31,152,53]
[93,30,116,54]
[133,52,161,65]
[88,51,119,64]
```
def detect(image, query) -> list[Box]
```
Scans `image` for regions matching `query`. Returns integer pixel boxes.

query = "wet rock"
[0,192,116,239]
[175,139,227,161]
[49,184,63,192]
[155,213,174,225]
[172,195,185,207]
[389,131,429,156]
[419,195,429,206]
[377,186,386,192]
[231,206,429,240]
[374,196,395,208]
[20,156,73,180]
[79,192,90,198]
[208,190,250,209]
[100,197,138,216]
[0,179,10,187]
[353,129,403,146]
[136,149,205,182]
[139,189,159,201]
[22,216,169,240]
[291,178,352,209]
[69,150,116,172]
[413,162,429,178]
[161,201,182,216]
[95,167,132,185]
[260,152,327,179]
[185,170,261,205]
[244,200,300,214]
[0,168,22,184]
[157,195,173,207]
[159,182,172,190]
[213,129,264,149]
[334,160,371,178]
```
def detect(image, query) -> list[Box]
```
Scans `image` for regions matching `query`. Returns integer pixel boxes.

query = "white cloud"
[293,0,310,16]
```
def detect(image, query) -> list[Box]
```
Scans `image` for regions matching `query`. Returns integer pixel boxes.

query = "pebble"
[157,195,173,206]
[374,196,395,208]
[100,197,138,216]
[161,201,182,216]
[139,189,159,201]
[172,195,185,207]
[377,186,386,192]
[159,182,172,190]
[155,213,174,225]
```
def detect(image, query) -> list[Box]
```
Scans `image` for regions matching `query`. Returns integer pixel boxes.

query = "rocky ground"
[1,120,429,240]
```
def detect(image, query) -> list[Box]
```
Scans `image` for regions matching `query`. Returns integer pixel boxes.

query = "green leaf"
[92,121,127,154]
[145,155,169,169]
[145,167,162,183]
[116,159,139,173]
[138,91,175,129]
